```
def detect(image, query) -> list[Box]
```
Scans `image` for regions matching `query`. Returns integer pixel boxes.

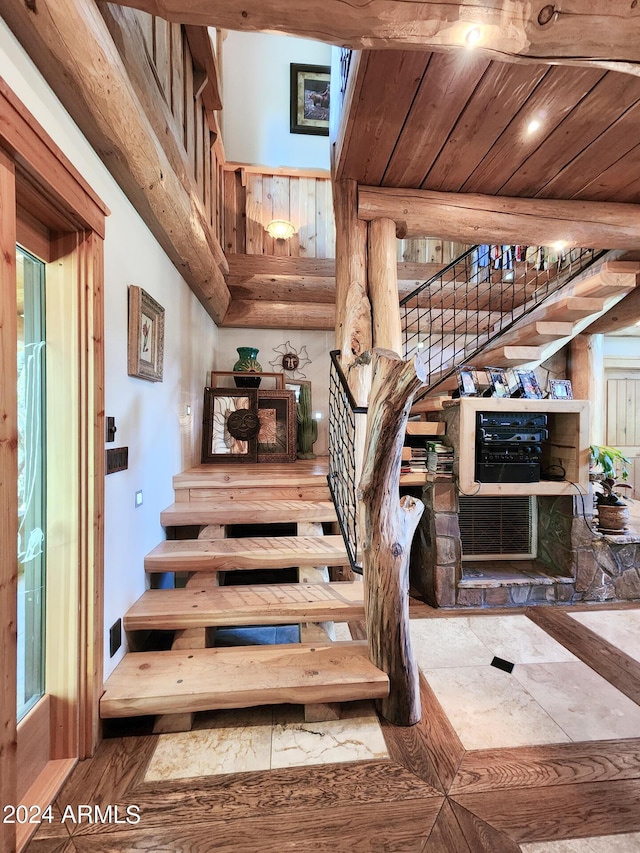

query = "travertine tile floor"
[521,834,640,852]
[145,612,640,782]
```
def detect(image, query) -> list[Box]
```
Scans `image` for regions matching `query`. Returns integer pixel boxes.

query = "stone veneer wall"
[410,485,640,608]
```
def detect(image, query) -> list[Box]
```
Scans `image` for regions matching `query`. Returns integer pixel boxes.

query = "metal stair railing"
[400,244,604,395]
[327,350,366,574]
[328,244,604,574]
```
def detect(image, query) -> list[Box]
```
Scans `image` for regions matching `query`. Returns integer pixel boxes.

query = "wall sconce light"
[266,219,296,240]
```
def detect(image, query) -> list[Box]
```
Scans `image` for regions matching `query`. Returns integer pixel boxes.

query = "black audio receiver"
[477,413,548,429]
[478,427,548,443]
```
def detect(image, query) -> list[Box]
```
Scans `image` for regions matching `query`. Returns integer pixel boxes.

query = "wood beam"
[2,0,231,323]
[106,0,640,75]
[226,254,335,281]
[358,187,640,250]
[222,299,334,330]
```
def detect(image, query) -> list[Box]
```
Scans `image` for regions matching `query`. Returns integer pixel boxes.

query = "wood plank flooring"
[27,603,640,852]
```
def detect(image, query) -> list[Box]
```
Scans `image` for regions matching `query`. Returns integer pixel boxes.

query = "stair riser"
[145,554,347,572]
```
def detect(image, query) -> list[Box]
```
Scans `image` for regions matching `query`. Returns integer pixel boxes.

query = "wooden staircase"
[100,460,389,725]
[413,258,640,408]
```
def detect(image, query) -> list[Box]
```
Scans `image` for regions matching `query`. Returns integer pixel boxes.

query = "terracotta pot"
[597,503,629,532]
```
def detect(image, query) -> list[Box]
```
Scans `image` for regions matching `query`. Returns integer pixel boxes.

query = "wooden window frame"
[0,77,107,853]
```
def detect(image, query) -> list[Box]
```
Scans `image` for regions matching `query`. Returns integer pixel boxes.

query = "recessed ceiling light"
[465,27,482,47]
[527,119,541,134]
[552,241,566,251]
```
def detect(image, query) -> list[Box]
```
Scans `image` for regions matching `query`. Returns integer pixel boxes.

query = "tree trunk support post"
[569,333,604,445]
[359,348,427,726]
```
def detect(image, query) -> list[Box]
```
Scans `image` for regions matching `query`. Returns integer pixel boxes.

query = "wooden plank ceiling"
[336,50,640,203]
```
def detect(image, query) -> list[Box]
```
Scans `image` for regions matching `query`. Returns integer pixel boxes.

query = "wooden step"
[173,460,331,502]
[160,500,337,527]
[99,642,389,717]
[404,422,446,436]
[570,263,639,298]
[478,345,543,366]
[145,535,349,573]
[512,321,574,346]
[124,582,365,630]
[410,395,450,414]
[542,296,604,322]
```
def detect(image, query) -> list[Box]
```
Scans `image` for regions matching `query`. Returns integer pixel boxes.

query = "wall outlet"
[135,490,143,507]
[109,618,122,658]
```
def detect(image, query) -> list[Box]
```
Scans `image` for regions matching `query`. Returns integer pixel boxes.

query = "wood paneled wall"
[223,168,336,258]
[396,238,468,265]
[103,7,222,239]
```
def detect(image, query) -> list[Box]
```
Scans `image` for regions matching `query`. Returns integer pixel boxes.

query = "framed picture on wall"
[290,64,330,136]
[127,285,165,382]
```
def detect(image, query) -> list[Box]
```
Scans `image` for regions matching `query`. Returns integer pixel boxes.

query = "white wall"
[221,31,331,169]
[216,329,333,454]
[0,21,218,679]
[604,334,640,360]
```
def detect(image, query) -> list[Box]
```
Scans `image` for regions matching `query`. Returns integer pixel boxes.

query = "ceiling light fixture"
[465,27,482,47]
[266,219,296,240]
[552,241,566,252]
[527,118,541,134]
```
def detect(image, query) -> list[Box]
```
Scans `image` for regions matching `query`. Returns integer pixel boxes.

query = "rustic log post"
[333,177,372,506]
[368,218,402,356]
[569,333,604,444]
[359,348,427,726]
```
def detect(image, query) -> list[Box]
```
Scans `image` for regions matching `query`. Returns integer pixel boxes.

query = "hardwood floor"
[26,604,640,852]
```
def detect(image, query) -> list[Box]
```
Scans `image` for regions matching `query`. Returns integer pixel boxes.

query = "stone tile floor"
[144,611,640,782]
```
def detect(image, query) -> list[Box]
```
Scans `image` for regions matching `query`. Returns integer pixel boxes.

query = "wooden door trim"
[0,78,106,853]
[0,145,19,853]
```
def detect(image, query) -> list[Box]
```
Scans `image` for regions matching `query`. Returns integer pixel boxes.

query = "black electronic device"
[477,412,548,428]
[475,411,548,484]
[477,427,548,443]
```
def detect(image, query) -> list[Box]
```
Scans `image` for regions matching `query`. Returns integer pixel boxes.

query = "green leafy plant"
[589,444,631,482]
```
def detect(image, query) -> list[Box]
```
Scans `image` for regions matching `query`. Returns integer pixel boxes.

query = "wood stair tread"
[145,535,349,572]
[160,500,337,526]
[173,460,329,491]
[100,642,389,718]
[124,582,365,630]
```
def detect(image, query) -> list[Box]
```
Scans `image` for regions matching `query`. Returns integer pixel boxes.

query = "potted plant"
[590,445,633,532]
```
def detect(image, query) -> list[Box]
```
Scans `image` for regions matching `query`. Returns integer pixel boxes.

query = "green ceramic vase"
[233,347,262,387]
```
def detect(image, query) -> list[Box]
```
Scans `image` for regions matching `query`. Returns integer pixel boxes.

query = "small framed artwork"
[549,379,573,399]
[290,63,330,136]
[514,369,543,399]
[455,365,478,397]
[128,285,164,382]
[201,388,259,463]
[257,390,297,463]
[485,367,510,398]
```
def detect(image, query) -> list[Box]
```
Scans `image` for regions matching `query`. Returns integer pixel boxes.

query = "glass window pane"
[17,246,46,721]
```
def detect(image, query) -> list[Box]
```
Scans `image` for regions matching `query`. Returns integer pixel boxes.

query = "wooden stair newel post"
[359,348,427,726]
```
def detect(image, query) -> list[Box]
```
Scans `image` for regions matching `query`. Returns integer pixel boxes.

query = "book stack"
[426,442,454,477]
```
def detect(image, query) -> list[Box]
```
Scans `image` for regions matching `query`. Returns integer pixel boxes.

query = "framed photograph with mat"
[455,365,478,397]
[127,285,164,382]
[290,63,330,136]
[201,387,259,463]
[257,390,297,463]
[549,379,573,399]
[514,369,543,399]
[485,367,510,397]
